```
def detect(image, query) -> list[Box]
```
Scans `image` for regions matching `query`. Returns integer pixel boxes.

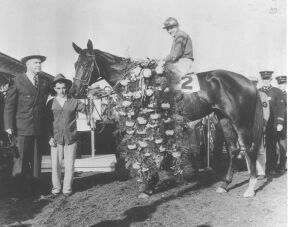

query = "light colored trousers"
[51,142,77,194]
[172,58,194,76]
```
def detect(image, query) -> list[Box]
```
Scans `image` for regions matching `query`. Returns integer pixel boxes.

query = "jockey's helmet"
[163,17,179,29]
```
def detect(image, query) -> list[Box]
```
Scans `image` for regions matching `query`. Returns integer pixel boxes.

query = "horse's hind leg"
[216,118,239,193]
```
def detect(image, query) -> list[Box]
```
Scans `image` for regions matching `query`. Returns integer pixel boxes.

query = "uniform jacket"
[4,73,50,136]
[47,97,86,145]
[259,86,286,129]
[166,30,194,63]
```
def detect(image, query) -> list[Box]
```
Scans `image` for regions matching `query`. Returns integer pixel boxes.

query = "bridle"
[73,53,103,96]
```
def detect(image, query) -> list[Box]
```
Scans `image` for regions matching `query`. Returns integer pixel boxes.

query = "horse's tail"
[252,91,264,154]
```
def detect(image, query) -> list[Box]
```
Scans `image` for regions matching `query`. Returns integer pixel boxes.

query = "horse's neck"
[96,51,134,86]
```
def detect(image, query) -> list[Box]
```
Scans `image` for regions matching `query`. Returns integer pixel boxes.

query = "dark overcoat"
[4,73,50,135]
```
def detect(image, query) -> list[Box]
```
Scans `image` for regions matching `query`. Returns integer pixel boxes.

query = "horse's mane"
[93,49,136,77]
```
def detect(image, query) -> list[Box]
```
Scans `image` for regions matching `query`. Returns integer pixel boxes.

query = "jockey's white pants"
[171,58,194,76]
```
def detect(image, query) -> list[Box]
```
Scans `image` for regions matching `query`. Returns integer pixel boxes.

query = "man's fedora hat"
[21,50,46,64]
[52,73,72,89]
[259,71,274,80]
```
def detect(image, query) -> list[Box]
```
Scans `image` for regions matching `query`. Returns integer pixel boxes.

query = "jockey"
[163,17,194,76]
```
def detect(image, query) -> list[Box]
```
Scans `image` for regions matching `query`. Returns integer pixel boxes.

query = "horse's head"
[70,40,100,98]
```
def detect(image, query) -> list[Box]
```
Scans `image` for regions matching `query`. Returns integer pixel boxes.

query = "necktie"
[33,75,38,88]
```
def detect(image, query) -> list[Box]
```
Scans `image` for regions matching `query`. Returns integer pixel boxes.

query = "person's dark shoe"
[276,168,285,174]
[269,170,277,175]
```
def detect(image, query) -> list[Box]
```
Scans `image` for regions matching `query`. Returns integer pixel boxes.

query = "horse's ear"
[87,39,93,54]
[72,42,82,54]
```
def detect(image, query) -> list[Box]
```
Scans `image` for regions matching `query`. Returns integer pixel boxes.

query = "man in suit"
[275,75,287,173]
[4,53,51,198]
[258,71,286,175]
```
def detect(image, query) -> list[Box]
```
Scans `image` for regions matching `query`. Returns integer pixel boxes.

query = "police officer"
[275,75,287,173]
[162,17,194,76]
[259,71,285,175]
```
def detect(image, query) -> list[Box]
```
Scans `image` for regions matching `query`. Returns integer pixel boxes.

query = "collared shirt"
[25,72,37,87]
[47,97,87,145]
[165,30,194,63]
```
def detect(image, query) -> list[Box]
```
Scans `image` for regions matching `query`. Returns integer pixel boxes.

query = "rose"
[144,152,151,157]
[148,103,156,108]
[126,129,134,135]
[119,111,126,116]
[155,138,163,144]
[172,152,181,158]
[132,66,142,76]
[147,123,158,128]
[159,146,166,152]
[145,88,154,97]
[161,103,170,109]
[150,113,160,120]
[164,87,170,93]
[165,130,174,136]
[132,162,140,169]
[128,144,137,150]
[138,141,148,148]
[137,129,147,135]
[137,117,147,125]
[122,100,132,107]
[120,79,129,86]
[155,65,164,74]
[133,91,142,99]
[163,118,172,123]
[125,121,134,127]
[143,68,152,78]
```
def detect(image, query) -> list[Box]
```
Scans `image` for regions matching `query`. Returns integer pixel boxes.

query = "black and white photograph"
[0,0,286,226]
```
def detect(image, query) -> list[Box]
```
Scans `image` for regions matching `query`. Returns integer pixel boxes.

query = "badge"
[262,102,268,108]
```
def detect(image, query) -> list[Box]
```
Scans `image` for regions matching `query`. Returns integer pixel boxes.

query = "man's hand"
[276,124,283,132]
[6,129,13,135]
[49,138,57,147]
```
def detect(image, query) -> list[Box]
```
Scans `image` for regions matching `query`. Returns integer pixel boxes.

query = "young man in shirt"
[47,74,87,196]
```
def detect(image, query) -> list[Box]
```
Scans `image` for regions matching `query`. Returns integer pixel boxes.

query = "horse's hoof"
[138,192,150,199]
[243,190,255,198]
[216,187,227,193]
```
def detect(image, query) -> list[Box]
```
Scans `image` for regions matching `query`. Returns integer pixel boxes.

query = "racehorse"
[70,40,264,197]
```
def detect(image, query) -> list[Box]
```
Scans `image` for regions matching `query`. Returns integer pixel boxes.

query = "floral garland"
[109,59,195,188]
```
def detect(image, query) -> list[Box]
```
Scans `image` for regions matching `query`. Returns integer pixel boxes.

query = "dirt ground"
[0,169,286,227]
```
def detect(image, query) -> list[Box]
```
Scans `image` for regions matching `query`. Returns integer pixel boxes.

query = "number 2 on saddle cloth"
[174,73,200,94]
